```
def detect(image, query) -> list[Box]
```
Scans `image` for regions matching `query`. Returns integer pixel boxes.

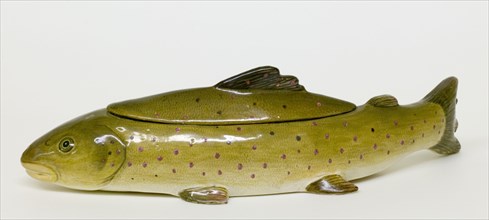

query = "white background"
[1,1,488,219]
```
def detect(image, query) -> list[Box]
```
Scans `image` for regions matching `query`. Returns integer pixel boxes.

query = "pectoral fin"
[179,186,229,204]
[306,175,358,194]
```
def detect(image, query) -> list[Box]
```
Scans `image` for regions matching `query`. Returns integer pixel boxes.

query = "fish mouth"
[22,162,58,183]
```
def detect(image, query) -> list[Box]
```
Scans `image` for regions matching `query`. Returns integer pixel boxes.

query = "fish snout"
[21,162,58,183]
[21,145,58,183]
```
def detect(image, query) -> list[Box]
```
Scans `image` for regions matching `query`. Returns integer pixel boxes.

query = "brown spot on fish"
[281,154,287,159]
[348,160,351,164]
[202,172,206,176]
[353,136,358,142]
[314,149,319,155]
[226,140,232,145]
[129,135,134,140]
[253,102,257,106]
[307,165,311,170]
[142,162,147,168]
[154,174,158,177]
[110,140,115,144]
[175,127,180,132]
[189,162,194,168]
[172,168,176,173]
[116,149,121,155]
[252,145,257,150]
[263,163,268,169]
[195,97,200,102]
[386,134,391,139]
[371,128,375,132]
[174,149,179,155]
[340,148,344,154]
[237,163,243,170]
[215,153,221,159]
[217,110,222,115]
[297,149,301,153]
[373,143,378,150]
[312,121,318,126]
[287,171,291,175]
[394,120,398,126]
[325,133,330,139]
[360,154,364,160]
[157,156,163,161]
[296,135,301,141]
[433,125,436,129]
[387,150,391,155]
[328,158,332,164]
[400,140,405,145]
[151,137,157,142]
[343,121,348,127]
[218,170,222,175]
[270,131,275,135]
[108,151,112,155]
[110,162,114,167]
[282,105,287,109]
[237,127,241,131]
[410,125,414,131]
[127,162,132,167]
[138,147,144,152]
[316,101,322,107]
[251,174,256,179]
[424,119,427,123]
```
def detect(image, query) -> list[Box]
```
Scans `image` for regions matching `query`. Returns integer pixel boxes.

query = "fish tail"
[422,77,460,155]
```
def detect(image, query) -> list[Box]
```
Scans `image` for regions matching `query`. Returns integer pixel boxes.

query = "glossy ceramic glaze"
[21,66,460,204]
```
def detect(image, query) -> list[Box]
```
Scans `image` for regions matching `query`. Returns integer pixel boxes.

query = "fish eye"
[59,137,75,153]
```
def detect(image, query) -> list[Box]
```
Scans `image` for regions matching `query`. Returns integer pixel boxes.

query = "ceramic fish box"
[21,66,460,204]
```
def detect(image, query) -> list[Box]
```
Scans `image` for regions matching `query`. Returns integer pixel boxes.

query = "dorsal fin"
[367,95,399,107]
[215,66,305,91]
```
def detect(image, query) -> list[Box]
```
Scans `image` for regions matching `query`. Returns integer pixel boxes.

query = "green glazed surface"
[21,66,460,204]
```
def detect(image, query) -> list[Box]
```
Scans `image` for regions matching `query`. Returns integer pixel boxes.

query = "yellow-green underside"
[103,102,445,197]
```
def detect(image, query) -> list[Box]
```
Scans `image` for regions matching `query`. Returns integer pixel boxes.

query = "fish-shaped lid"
[107,66,356,125]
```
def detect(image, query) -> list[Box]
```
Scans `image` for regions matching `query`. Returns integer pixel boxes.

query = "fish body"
[21,66,460,204]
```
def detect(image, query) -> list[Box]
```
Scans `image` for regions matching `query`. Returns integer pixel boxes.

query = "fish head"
[21,110,126,190]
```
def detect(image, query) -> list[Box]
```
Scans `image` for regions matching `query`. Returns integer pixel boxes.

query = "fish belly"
[104,102,445,197]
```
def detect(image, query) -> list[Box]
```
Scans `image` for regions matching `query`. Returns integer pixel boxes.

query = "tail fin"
[422,77,460,155]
